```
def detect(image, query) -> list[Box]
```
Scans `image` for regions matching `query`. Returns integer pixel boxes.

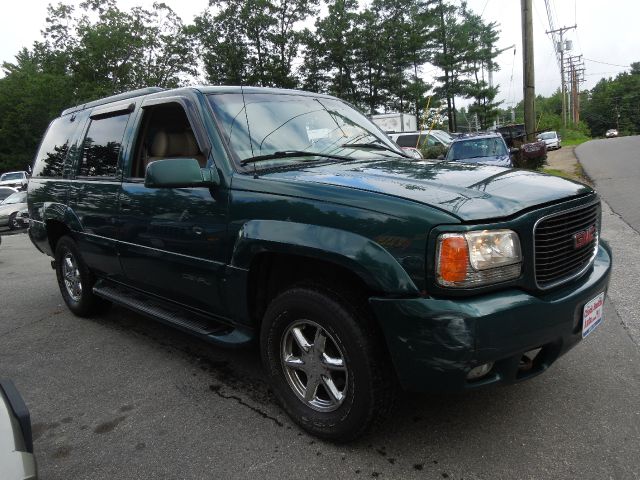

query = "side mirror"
[437,154,445,160]
[145,158,220,189]
[509,147,520,154]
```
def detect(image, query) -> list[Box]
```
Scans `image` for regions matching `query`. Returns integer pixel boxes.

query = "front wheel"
[261,286,396,442]
[8,212,19,230]
[54,236,110,317]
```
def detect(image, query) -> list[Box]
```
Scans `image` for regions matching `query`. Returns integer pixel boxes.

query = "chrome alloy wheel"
[281,320,348,412]
[62,252,82,302]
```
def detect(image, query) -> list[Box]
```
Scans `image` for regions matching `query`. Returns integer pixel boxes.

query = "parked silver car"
[537,131,561,150]
[0,380,37,479]
[0,191,28,230]
[0,187,18,202]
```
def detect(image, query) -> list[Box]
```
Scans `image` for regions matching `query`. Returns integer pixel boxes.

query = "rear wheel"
[261,286,395,441]
[54,236,110,317]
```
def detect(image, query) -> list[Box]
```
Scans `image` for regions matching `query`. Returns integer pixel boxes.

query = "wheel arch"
[230,220,420,329]
[29,203,82,256]
[230,220,419,296]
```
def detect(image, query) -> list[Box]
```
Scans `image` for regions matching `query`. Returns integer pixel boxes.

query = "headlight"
[436,229,522,288]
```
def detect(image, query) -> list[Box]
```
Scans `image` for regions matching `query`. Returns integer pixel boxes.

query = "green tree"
[582,67,640,136]
[43,0,195,98]
[0,49,75,172]
[461,7,502,129]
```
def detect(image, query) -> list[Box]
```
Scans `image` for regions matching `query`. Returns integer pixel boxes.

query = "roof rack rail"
[61,87,166,116]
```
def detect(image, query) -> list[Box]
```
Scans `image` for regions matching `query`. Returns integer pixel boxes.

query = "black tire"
[260,286,396,442]
[54,235,110,317]
[8,212,19,230]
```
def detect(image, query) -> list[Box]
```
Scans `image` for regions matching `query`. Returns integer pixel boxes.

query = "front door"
[116,96,230,317]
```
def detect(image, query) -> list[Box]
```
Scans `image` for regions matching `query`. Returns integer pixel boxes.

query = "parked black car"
[444,132,513,167]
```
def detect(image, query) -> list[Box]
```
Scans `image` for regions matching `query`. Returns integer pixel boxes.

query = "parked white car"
[0,171,29,191]
[537,131,561,150]
[605,129,618,138]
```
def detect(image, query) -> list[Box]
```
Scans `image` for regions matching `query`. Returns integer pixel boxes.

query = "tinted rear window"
[395,135,420,147]
[32,117,77,178]
[78,114,129,177]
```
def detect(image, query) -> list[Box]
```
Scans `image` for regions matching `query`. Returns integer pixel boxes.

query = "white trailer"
[370,113,417,133]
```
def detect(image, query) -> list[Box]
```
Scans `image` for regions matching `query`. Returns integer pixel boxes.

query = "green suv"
[28,86,611,441]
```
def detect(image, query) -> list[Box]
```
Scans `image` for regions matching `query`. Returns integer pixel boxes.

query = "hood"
[0,179,24,187]
[0,201,27,213]
[260,159,593,221]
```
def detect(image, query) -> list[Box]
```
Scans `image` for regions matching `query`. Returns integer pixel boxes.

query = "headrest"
[150,131,200,157]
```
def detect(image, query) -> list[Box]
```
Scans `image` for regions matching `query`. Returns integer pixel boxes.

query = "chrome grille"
[534,202,600,289]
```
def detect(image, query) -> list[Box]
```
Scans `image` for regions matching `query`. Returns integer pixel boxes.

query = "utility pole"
[521,0,535,141]
[546,25,576,127]
[563,55,584,124]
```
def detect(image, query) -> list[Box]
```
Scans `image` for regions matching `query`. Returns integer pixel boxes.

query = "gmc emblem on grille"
[573,225,596,249]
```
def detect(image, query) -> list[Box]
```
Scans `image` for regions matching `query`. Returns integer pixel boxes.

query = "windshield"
[1,172,23,181]
[1,191,26,204]
[446,137,508,161]
[538,132,557,140]
[208,93,405,169]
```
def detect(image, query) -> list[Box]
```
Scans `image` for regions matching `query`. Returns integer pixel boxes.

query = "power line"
[480,0,490,17]
[584,58,631,68]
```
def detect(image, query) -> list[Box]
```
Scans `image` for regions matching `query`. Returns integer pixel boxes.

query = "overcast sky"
[1,0,637,107]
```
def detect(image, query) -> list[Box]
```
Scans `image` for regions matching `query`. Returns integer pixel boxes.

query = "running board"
[93,281,253,347]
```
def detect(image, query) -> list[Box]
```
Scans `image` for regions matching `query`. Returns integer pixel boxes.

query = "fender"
[29,202,83,256]
[43,202,83,232]
[230,220,419,295]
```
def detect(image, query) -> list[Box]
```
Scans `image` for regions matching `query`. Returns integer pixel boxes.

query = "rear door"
[68,101,134,279]
[115,95,230,317]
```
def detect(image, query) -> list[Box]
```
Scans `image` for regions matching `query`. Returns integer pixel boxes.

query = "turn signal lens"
[437,234,469,283]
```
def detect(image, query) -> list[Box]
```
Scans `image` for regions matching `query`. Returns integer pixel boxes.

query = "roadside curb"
[574,142,595,184]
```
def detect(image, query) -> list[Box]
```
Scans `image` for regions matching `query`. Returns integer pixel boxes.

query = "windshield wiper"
[340,141,410,157]
[240,150,353,166]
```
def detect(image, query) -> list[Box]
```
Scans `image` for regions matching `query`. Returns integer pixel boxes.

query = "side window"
[130,103,205,179]
[32,117,77,177]
[396,135,419,147]
[78,114,130,177]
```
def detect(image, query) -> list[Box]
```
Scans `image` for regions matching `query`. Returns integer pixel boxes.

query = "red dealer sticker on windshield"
[582,292,605,338]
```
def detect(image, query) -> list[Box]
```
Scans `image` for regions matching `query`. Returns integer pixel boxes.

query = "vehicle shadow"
[90,303,542,449]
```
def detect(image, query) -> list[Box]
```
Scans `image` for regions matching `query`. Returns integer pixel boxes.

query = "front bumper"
[370,242,612,392]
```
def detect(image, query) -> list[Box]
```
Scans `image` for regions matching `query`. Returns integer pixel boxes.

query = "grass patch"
[561,137,590,147]
[541,165,592,185]
[559,128,591,147]
[541,168,574,179]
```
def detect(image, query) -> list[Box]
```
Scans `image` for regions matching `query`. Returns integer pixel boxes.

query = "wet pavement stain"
[208,384,283,427]
[32,422,60,441]
[93,416,126,434]
[52,445,72,459]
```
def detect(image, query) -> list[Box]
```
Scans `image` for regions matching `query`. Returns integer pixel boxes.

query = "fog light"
[466,362,494,380]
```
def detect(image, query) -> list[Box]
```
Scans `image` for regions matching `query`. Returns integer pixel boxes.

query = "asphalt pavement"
[578,137,640,346]
[1,162,640,478]
[577,136,640,233]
